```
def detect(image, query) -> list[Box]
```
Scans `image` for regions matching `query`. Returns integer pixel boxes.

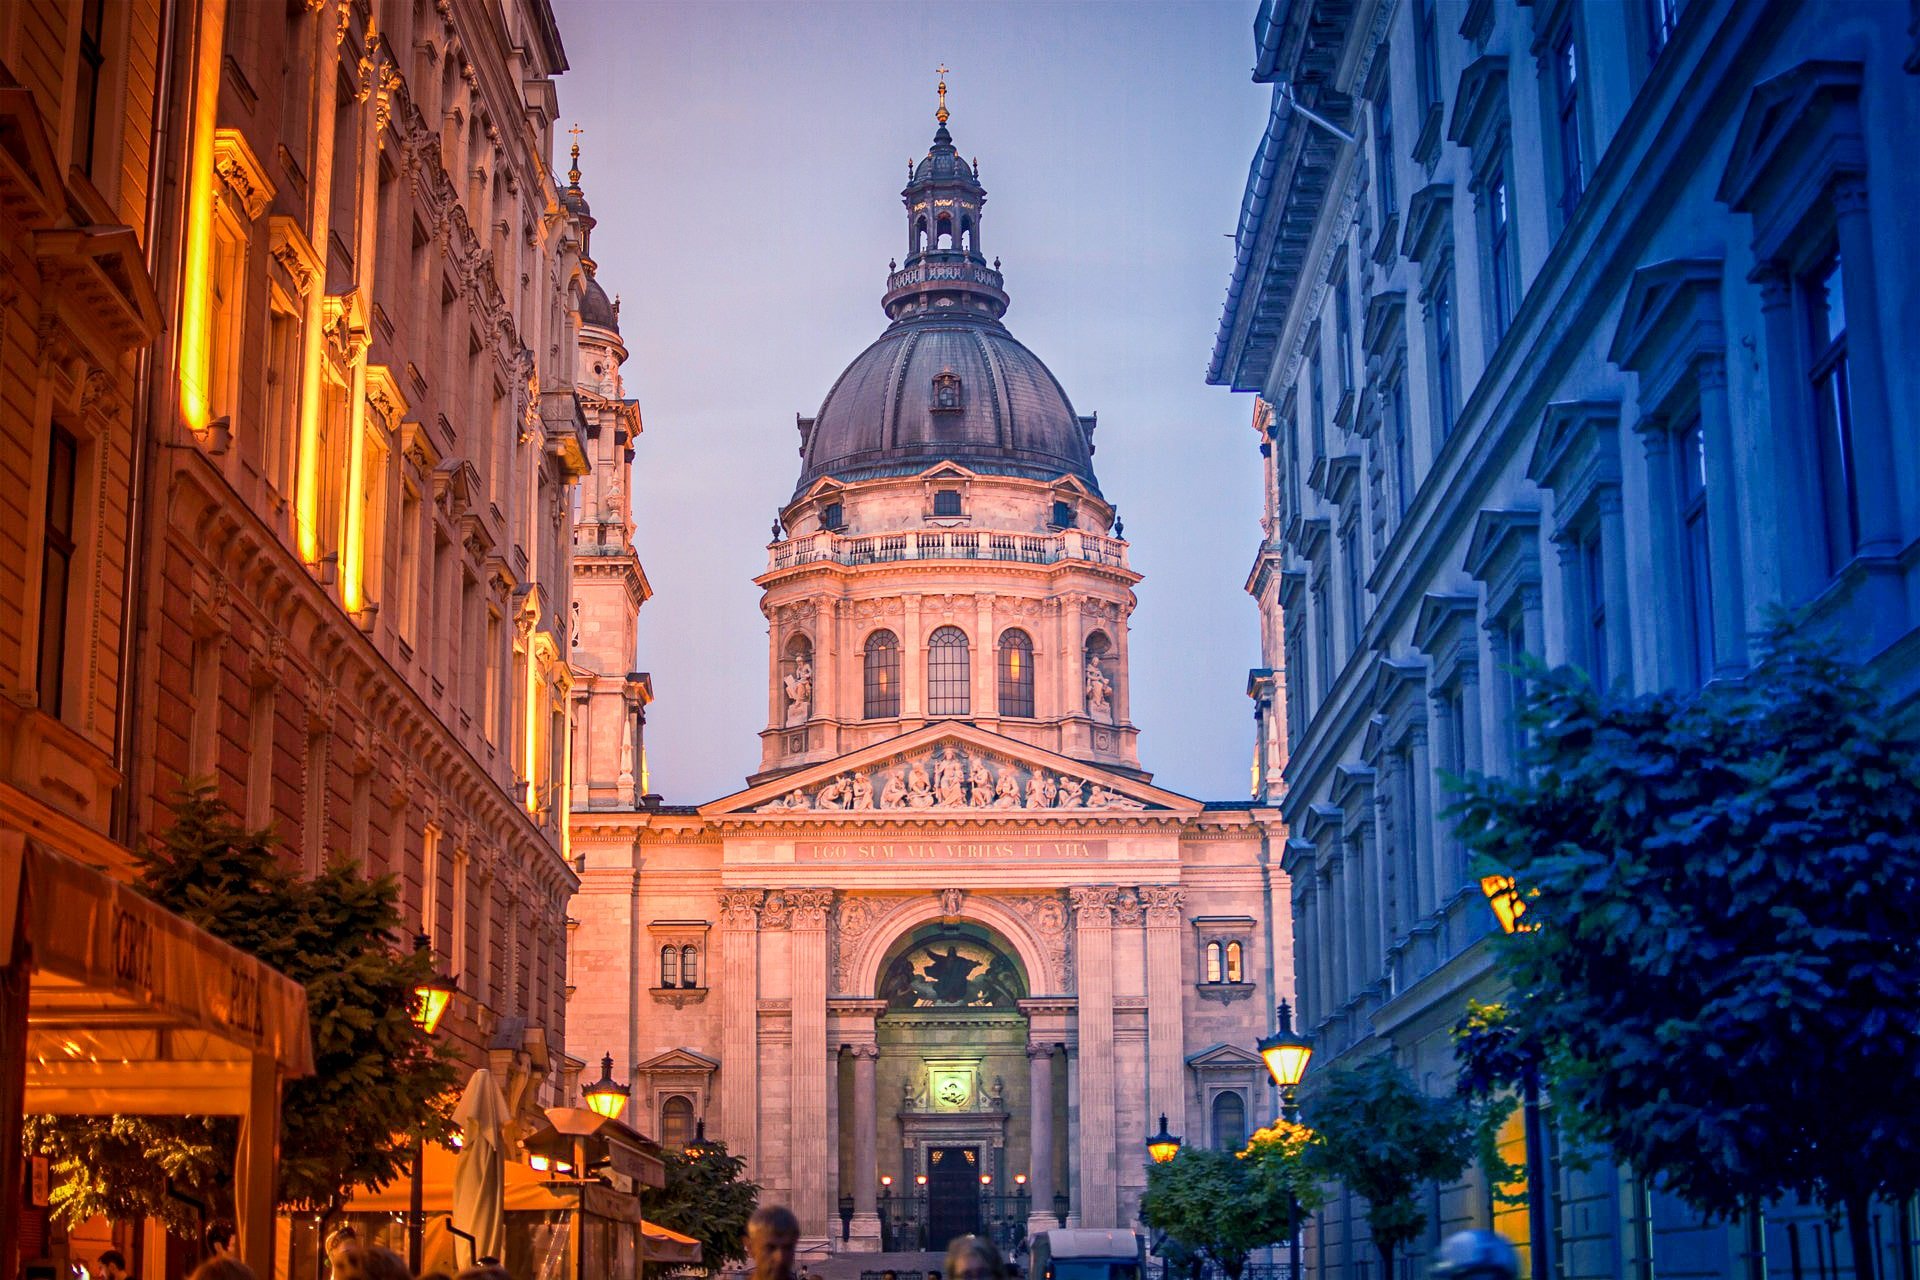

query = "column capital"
[1139,885,1186,927]
[790,887,835,930]
[848,1042,881,1061]
[1069,885,1120,926]
[717,888,765,929]
[1026,1042,1056,1060]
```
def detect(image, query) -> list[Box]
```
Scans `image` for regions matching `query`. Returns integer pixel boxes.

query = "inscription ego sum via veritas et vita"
[795,838,1107,863]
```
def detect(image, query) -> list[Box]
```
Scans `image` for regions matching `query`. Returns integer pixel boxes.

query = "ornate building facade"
[1213,1,1920,1279]
[569,99,1290,1258]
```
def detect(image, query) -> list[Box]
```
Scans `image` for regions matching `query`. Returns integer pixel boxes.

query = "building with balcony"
[1212,0,1920,1278]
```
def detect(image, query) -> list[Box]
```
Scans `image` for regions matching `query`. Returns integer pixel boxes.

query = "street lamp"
[1145,1114,1182,1164]
[1480,879,1556,1280]
[406,935,456,1275]
[582,1053,630,1121]
[1257,1002,1312,1280]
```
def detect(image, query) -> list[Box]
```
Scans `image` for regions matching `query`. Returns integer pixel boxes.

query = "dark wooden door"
[926,1146,981,1249]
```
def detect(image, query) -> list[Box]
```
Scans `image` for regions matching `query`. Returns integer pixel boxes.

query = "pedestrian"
[204,1222,238,1259]
[188,1260,254,1280]
[323,1227,359,1278]
[98,1252,131,1280]
[945,1237,1007,1280]
[332,1245,410,1280]
[454,1266,513,1280]
[746,1205,801,1280]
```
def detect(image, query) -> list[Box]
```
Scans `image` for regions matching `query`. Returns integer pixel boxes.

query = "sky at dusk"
[550,0,1275,803]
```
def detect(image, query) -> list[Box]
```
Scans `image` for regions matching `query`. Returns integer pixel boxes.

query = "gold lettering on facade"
[794,839,1107,862]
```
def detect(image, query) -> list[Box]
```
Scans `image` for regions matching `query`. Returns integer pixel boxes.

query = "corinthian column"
[790,889,834,1241]
[1027,1043,1056,1234]
[1140,886,1187,1137]
[717,889,764,1169]
[1070,886,1120,1227]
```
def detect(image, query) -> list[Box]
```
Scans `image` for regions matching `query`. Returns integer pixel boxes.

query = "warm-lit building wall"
[122,0,607,1123]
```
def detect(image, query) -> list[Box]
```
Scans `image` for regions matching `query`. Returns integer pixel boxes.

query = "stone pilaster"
[717,888,764,1168]
[1070,886,1120,1227]
[790,888,834,1241]
[1141,886,1187,1138]
[1027,1043,1056,1234]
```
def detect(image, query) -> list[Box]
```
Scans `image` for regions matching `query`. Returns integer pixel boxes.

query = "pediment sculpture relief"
[755,742,1150,813]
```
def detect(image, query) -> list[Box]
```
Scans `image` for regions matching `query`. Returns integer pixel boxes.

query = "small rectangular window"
[1581,526,1608,690]
[1374,82,1397,224]
[1432,275,1457,441]
[1485,160,1516,340]
[1415,0,1442,110]
[1388,375,1414,519]
[1309,353,1326,459]
[821,501,844,532]
[933,489,962,517]
[1051,500,1075,528]
[1676,417,1714,689]
[37,428,79,717]
[1804,250,1857,574]
[1335,270,1355,395]
[74,0,107,176]
[1552,27,1585,223]
[1342,525,1365,655]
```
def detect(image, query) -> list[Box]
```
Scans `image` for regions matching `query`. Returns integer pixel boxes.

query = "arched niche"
[849,895,1062,999]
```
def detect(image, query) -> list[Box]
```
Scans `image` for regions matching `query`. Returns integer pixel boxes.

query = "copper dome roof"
[795,315,1098,497]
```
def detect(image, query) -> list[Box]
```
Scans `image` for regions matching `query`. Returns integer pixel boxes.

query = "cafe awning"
[1,829,315,1277]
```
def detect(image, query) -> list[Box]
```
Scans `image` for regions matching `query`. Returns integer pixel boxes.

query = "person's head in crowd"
[97,1253,128,1280]
[746,1204,801,1280]
[455,1265,514,1280]
[946,1239,1008,1280]
[187,1260,254,1280]
[203,1222,237,1258]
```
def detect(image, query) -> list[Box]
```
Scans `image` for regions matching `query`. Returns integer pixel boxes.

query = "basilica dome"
[793,109,1098,498]
[795,318,1096,494]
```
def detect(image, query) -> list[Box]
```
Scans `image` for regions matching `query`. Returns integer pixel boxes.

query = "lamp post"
[1146,1114,1183,1165]
[1258,1002,1313,1280]
[583,1053,631,1121]
[1481,876,1556,1280]
[408,936,456,1274]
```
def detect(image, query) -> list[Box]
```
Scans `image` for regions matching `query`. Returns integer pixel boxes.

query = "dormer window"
[1051,500,1076,529]
[933,490,962,518]
[821,502,844,532]
[931,370,963,412]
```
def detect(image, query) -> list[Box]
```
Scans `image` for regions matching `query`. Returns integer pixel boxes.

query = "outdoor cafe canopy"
[1,832,315,1274]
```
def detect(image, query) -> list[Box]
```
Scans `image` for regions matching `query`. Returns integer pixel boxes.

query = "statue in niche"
[934,746,966,807]
[850,771,875,810]
[907,760,936,808]
[1025,772,1047,809]
[994,769,1021,808]
[879,768,908,810]
[968,757,995,807]
[784,656,814,726]
[1057,776,1085,808]
[1085,655,1112,718]
[816,775,852,810]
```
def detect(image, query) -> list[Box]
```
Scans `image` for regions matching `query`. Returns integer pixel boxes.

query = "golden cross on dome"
[935,65,950,124]
[565,122,582,185]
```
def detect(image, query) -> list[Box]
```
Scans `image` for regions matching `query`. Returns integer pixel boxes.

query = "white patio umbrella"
[451,1069,508,1267]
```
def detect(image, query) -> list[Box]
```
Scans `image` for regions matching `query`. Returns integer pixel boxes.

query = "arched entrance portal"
[871,922,1033,1254]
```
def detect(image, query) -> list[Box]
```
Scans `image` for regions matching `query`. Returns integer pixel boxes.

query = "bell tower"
[885,76,1009,323]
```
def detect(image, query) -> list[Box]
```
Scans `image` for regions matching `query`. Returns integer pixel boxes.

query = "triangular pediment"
[636,1047,720,1073]
[707,724,1195,818]
[1186,1043,1265,1069]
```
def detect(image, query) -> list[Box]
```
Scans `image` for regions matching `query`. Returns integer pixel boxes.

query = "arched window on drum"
[998,629,1035,717]
[927,627,970,715]
[864,630,900,719]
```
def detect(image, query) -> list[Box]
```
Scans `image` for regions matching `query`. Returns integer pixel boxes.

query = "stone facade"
[570,98,1292,1258]
[1213,1,1920,1278]
[123,0,608,1109]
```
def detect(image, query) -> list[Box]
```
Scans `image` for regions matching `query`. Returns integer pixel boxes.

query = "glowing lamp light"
[410,935,455,1036]
[1146,1114,1182,1165]
[916,1175,928,1187]
[1480,874,1533,934]
[1014,1174,1028,1186]
[980,1174,993,1186]
[583,1053,631,1120]
[1257,1000,1313,1090]
[880,1175,893,1188]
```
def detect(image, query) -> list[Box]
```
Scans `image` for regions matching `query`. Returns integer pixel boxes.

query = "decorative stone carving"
[1113,889,1143,927]
[938,888,965,919]
[783,657,813,725]
[832,894,892,992]
[1070,886,1121,927]
[1003,891,1073,993]
[760,890,793,930]
[751,741,1157,813]
[717,888,765,929]
[789,887,834,929]
[1140,885,1187,927]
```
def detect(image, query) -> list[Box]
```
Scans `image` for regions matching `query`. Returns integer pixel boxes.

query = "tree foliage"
[1447,628,1920,1277]
[28,786,458,1224]
[644,1138,760,1274]
[1238,1117,1325,1216]
[1297,1055,1476,1279]
[1140,1147,1291,1280]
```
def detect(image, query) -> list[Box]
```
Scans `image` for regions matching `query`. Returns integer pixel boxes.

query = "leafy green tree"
[28,786,457,1225]
[1140,1147,1290,1280]
[645,1137,760,1274]
[1298,1055,1476,1280]
[1448,628,1920,1280]
[1238,1117,1325,1217]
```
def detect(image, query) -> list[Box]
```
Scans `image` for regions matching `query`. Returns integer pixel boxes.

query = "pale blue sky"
[551,0,1273,802]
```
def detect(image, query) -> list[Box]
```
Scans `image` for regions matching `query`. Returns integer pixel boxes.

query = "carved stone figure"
[1039,773,1058,808]
[784,657,813,725]
[1057,776,1085,807]
[1087,785,1146,811]
[850,771,874,810]
[1025,773,1047,809]
[968,758,994,807]
[994,769,1021,808]
[907,760,936,808]
[880,768,908,809]
[816,775,851,810]
[934,746,966,806]
[1085,654,1112,717]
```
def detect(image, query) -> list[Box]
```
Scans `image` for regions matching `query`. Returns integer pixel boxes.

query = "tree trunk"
[1380,1240,1397,1280]
[1847,1193,1878,1280]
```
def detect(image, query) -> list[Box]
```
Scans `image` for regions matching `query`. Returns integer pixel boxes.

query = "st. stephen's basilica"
[567,87,1288,1260]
